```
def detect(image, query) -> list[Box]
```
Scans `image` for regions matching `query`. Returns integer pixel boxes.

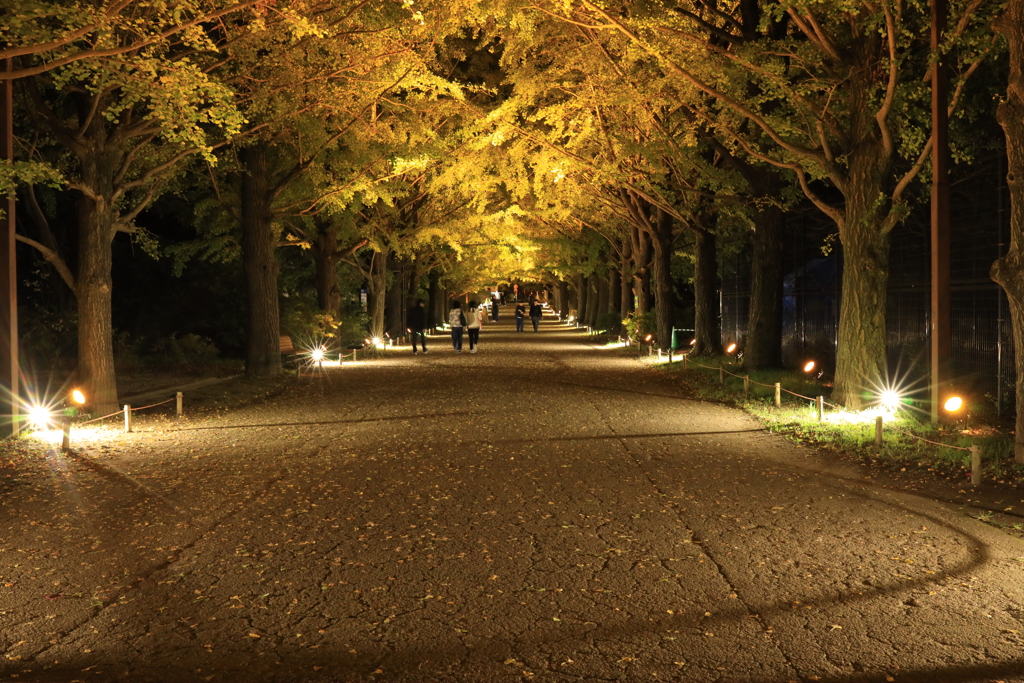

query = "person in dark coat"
[491,297,500,322]
[529,299,543,332]
[407,299,428,355]
[515,303,525,332]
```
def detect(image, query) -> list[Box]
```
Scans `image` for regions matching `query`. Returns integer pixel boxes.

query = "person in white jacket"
[465,301,484,353]
[448,300,465,353]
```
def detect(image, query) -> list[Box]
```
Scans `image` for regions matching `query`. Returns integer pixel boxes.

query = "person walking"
[515,303,525,332]
[529,299,543,332]
[490,297,499,323]
[466,301,484,353]
[448,300,466,353]
[407,299,428,355]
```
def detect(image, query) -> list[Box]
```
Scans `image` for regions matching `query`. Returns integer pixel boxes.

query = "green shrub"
[623,311,655,343]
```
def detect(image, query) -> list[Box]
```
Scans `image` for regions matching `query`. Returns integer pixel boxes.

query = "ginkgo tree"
[11,0,270,414]
[548,0,1001,408]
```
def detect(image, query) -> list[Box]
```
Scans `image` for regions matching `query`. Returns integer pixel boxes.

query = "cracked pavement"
[3,311,1024,682]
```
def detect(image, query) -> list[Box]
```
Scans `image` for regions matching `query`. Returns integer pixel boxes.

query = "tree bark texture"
[558,280,570,319]
[991,0,1024,462]
[577,274,588,321]
[240,144,282,378]
[744,202,785,370]
[313,220,341,316]
[608,270,621,317]
[631,227,652,314]
[651,208,676,350]
[692,226,722,355]
[76,151,119,415]
[585,275,599,327]
[427,270,440,330]
[366,249,387,339]
[385,253,406,338]
[619,239,634,335]
[595,273,610,323]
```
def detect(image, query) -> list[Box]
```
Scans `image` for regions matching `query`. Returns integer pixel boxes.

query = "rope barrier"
[781,388,818,402]
[131,396,176,412]
[675,351,978,461]
[78,395,177,425]
[885,424,973,452]
[79,409,125,426]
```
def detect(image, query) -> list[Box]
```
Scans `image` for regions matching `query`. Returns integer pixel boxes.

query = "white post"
[124,405,132,433]
[971,446,982,486]
[682,353,688,370]
[61,419,70,453]
[743,375,749,396]
[774,383,781,408]
[719,366,725,385]
[816,396,824,421]
[176,392,183,417]
[875,415,883,448]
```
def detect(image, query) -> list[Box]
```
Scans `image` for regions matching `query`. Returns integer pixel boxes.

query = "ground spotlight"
[880,390,902,412]
[943,395,964,413]
[725,343,738,355]
[28,405,52,430]
[644,334,653,343]
[71,389,86,405]
[803,361,824,379]
[310,347,325,362]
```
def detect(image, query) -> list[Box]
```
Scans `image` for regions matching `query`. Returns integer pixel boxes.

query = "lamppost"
[931,0,951,423]
[0,58,18,436]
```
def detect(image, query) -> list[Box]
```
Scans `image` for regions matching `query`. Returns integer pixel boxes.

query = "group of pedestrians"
[406,297,547,356]
[515,299,544,332]
[446,300,488,353]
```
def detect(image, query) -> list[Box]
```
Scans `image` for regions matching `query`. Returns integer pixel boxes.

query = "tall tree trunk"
[830,115,893,408]
[577,274,588,321]
[76,152,119,415]
[313,219,341,316]
[240,143,281,378]
[585,275,599,327]
[427,270,440,330]
[595,273,610,326]
[744,202,785,369]
[608,269,621,317]
[992,0,1024,462]
[558,280,569,319]
[632,227,653,314]
[692,225,722,355]
[651,208,676,350]
[385,253,406,338]
[833,220,889,408]
[366,249,387,339]
[620,238,634,335]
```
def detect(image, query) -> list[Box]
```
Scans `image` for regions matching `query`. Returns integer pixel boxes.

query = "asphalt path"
[3,308,1024,683]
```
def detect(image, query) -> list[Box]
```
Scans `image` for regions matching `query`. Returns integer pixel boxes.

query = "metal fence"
[719,154,1014,416]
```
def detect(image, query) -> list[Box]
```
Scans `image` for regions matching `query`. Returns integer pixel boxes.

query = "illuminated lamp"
[943,396,964,413]
[880,390,901,412]
[29,405,52,430]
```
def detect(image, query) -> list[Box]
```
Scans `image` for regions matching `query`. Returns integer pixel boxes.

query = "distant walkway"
[3,306,1024,683]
